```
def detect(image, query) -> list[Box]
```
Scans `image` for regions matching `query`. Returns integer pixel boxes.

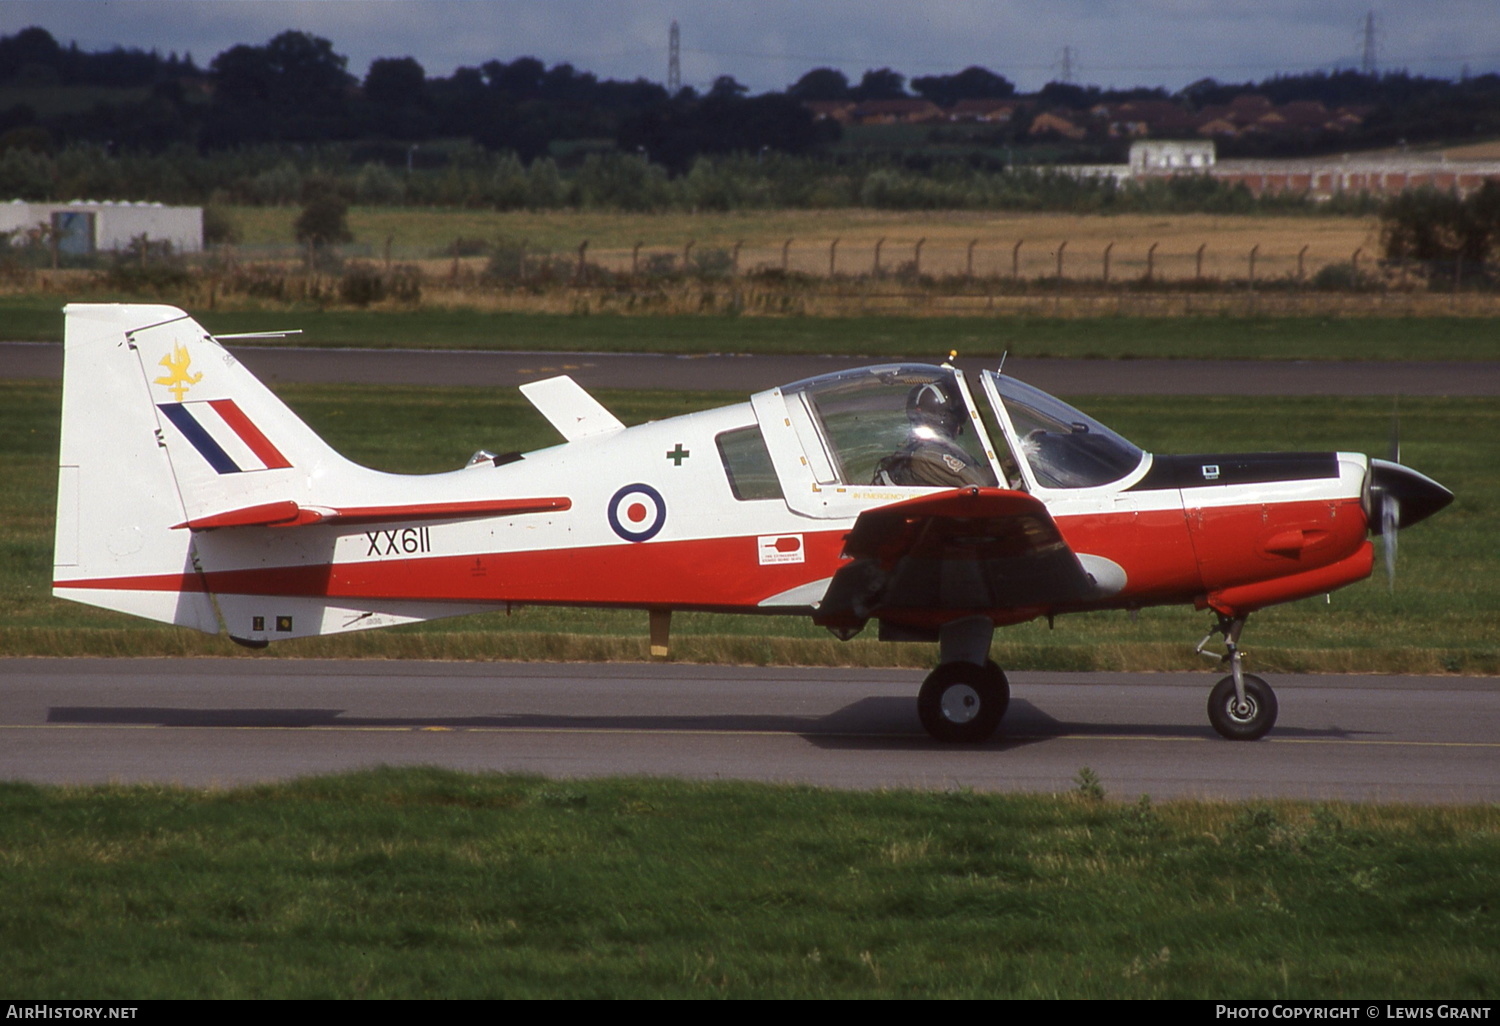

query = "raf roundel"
[607,483,666,542]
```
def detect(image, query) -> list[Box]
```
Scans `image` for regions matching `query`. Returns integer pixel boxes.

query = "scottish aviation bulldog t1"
[53,305,1452,742]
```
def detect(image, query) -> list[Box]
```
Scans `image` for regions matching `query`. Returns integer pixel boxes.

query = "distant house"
[851,99,946,125]
[1227,94,1275,123]
[1028,111,1087,140]
[950,99,1018,123]
[1195,116,1241,138]
[1099,100,1198,139]
[803,101,857,124]
[0,200,203,254]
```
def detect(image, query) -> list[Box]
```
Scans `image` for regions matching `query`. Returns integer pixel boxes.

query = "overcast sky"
[5,1,1498,95]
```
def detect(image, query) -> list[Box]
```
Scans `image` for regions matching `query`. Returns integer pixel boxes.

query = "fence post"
[914,238,926,277]
[1102,241,1114,284]
[1146,242,1158,283]
[874,237,885,275]
[829,238,839,277]
[1297,244,1309,282]
[576,239,589,282]
[1012,239,1024,279]
[967,239,978,279]
[782,238,793,273]
[1249,244,1259,288]
[1352,247,1362,277]
[1056,241,1067,281]
[632,241,642,275]
[1195,243,1207,281]
[684,239,695,271]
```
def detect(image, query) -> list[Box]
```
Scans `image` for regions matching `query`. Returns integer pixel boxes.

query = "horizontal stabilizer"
[175,496,572,530]
[520,375,625,441]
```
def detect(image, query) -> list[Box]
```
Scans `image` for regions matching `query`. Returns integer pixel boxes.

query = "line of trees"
[5,25,1500,172]
[0,142,1383,224]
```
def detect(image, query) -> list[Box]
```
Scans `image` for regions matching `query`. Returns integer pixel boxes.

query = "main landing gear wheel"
[918,660,1009,743]
[1207,673,1278,741]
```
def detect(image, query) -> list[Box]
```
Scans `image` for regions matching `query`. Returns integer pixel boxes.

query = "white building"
[0,200,203,254]
[1129,140,1216,173]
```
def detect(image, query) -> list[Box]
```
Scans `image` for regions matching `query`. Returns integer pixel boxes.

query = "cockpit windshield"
[780,364,998,488]
[985,372,1144,489]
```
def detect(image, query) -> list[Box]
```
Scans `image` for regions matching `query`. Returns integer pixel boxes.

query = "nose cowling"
[1366,458,1454,535]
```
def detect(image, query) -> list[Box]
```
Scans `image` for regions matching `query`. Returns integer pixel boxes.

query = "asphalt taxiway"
[4,659,1497,802]
[4,340,1499,394]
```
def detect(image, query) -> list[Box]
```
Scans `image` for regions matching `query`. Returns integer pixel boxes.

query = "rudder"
[52,303,351,632]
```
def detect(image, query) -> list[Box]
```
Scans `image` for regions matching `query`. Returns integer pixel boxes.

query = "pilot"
[872,380,991,488]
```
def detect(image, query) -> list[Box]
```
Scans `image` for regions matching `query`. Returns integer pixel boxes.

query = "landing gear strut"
[918,616,1008,743]
[1196,614,1278,740]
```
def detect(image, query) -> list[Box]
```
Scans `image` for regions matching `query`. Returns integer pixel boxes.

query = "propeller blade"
[1382,494,1399,590]
[1389,398,1401,466]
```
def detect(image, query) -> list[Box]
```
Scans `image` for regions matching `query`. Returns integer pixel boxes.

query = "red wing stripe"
[326,497,571,524]
[208,399,292,470]
[173,496,572,530]
[328,498,567,525]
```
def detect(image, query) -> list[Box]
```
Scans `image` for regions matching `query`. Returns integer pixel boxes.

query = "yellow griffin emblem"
[154,344,202,401]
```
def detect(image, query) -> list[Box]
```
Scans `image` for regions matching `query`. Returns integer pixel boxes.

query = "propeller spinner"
[1365,458,1454,587]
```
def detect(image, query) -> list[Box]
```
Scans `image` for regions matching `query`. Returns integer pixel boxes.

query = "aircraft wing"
[815,486,1097,631]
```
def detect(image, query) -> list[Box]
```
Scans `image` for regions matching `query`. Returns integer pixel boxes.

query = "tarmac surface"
[4,340,1499,394]
[4,659,1497,802]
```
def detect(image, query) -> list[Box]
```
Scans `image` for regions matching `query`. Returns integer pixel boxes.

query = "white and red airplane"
[53,304,1453,742]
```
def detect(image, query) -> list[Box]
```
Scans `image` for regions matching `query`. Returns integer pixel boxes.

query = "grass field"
[222,206,1385,282]
[4,379,1494,673]
[1,768,1496,998]
[4,296,1500,361]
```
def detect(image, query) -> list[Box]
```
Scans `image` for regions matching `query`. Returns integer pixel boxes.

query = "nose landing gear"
[1197,614,1278,740]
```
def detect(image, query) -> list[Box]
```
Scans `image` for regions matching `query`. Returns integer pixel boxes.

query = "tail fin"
[52,303,353,632]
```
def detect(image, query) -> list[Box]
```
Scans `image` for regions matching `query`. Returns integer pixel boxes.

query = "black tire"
[1207,673,1278,741]
[918,661,1009,743]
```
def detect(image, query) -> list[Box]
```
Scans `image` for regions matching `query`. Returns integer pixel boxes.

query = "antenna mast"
[668,20,681,93]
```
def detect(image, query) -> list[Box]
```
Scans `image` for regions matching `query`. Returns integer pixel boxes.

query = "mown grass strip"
[3,295,1499,361]
[0,768,1495,998]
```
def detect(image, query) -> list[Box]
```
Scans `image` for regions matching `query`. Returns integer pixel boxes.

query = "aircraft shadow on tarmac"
[46,699,1371,746]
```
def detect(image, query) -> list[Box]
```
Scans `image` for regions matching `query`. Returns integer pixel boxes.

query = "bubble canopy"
[983,371,1145,490]
[778,364,996,488]
[773,364,1147,492]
